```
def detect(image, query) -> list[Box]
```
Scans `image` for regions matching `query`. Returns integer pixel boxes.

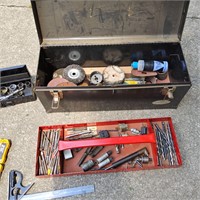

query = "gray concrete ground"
[0,0,200,200]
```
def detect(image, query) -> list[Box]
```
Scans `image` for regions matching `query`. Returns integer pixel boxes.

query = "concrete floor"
[0,0,199,200]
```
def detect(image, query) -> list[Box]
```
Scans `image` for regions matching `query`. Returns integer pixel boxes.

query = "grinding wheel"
[103,65,125,85]
[57,82,77,87]
[67,47,86,65]
[47,78,69,87]
[63,64,86,84]
[103,48,123,65]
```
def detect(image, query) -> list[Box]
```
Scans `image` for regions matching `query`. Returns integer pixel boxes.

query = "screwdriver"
[0,138,11,177]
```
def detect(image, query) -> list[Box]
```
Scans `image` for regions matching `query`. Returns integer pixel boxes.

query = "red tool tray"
[35,117,182,177]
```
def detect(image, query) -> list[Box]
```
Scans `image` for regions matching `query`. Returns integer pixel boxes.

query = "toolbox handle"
[58,134,156,151]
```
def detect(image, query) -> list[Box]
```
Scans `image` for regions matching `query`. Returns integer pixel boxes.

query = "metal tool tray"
[31,0,191,112]
[35,117,182,177]
[0,65,36,107]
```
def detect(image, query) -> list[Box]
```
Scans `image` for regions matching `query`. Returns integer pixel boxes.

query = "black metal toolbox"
[0,65,36,107]
[31,0,191,113]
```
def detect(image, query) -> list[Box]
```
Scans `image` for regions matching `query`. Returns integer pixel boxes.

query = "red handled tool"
[59,134,156,151]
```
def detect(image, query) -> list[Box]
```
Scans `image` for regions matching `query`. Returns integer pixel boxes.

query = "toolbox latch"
[152,87,176,105]
[51,91,63,110]
[161,87,176,100]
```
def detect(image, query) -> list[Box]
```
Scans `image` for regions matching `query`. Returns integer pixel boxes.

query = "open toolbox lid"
[31,0,190,46]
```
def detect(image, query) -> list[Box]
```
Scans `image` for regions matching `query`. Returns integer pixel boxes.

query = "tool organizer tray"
[35,117,182,177]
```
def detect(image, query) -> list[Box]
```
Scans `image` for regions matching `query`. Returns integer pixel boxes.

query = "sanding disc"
[57,82,77,87]
[63,64,86,84]
[131,70,157,77]
[103,65,125,85]
[47,78,69,87]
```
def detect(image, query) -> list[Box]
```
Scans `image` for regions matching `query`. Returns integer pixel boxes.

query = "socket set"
[0,65,36,107]
[35,117,182,177]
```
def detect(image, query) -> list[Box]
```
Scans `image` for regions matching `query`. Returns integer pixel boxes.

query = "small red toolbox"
[35,117,182,177]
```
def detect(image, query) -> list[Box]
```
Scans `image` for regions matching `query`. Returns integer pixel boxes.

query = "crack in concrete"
[0,5,30,8]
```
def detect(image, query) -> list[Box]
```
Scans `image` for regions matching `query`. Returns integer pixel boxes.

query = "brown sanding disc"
[47,78,69,87]
[131,70,157,77]
[57,82,77,87]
